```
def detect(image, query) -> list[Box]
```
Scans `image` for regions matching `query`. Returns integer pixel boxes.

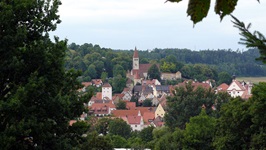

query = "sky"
[51,0,266,51]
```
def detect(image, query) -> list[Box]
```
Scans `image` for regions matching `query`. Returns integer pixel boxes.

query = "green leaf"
[187,0,211,25]
[215,0,238,20]
[165,0,182,3]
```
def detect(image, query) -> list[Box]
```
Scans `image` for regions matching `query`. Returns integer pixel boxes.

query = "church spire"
[133,46,138,58]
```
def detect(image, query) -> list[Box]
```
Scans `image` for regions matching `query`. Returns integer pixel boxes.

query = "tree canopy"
[0,0,85,149]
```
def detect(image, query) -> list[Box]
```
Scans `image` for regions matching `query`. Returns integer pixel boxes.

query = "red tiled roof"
[217,83,229,91]
[241,90,252,100]
[90,103,116,114]
[112,110,139,117]
[92,79,103,86]
[135,107,156,116]
[142,79,156,86]
[159,94,167,109]
[126,102,136,110]
[82,82,92,88]
[69,120,77,126]
[127,116,141,124]
[96,92,102,99]
[176,82,211,90]
[143,112,155,125]
[234,80,246,90]
[102,82,111,87]
[113,93,125,99]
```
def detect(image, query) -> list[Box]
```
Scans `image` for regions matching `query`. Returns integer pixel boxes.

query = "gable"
[228,80,245,91]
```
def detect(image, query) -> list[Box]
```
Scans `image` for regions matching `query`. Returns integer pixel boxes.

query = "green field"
[236,77,266,84]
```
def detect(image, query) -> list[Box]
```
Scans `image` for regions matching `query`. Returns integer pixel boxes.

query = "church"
[127,47,156,85]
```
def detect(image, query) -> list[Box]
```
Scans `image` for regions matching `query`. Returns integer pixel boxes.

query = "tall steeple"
[133,47,139,58]
[133,47,139,70]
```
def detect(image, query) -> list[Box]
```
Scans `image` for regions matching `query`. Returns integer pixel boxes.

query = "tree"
[148,64,161,81]
[139,126,154,143]
[213,97,252,149]
[0,0,85,149]
[152,127,183,150]
[109,118,132,139]
[81,132,113,150]
[107,135,129,148]
[130,95,139,107]
[183,109,216,150]
[232,15,266,64]
[116,100,127,110]
[101,71,108,83]
[142,99,152,107]
[165,82,216,130]
[218,71,232,85]
[110,75,126,93]
[113,64,126,77]
[95,118,111,136]
[246,82,266,149]
[85,64,97,79]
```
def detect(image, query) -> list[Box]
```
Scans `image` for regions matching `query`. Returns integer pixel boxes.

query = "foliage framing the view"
[166,0,259,24]
[0,0,86,149]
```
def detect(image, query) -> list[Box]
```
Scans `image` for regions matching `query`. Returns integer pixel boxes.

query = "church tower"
[102,83,112,100]
[133,47,139,70]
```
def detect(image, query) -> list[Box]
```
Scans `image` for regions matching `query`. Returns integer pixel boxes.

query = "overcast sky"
[51,0,266,51]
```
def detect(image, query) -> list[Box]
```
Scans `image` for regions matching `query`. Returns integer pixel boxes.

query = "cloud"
[52,0,266,50]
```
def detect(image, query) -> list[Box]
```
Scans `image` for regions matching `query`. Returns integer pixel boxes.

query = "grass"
[236,77,266,84]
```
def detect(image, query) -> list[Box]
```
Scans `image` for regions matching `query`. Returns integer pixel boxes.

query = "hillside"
[65,43,266,81]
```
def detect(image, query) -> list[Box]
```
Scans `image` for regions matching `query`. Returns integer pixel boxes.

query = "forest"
[66,42,266,82]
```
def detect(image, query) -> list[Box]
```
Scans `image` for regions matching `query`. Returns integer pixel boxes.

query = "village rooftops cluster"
[71,48,253,131]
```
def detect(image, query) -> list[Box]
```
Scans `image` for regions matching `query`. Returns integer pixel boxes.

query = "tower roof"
[133,47,139,58]
[102,83,111,88]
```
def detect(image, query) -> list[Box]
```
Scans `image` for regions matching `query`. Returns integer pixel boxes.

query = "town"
[70,48,254,132]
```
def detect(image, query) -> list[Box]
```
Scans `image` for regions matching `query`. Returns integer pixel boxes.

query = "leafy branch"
[231,15,266,63]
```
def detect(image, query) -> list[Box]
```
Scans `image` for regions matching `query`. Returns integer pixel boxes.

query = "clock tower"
[133,47,139,70]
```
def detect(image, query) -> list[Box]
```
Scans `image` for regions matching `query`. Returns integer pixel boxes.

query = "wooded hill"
[66,43,266,82]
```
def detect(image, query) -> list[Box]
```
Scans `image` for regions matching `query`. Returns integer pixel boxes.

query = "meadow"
[237,77,266,84]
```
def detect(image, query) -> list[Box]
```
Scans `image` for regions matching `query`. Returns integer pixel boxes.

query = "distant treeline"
[65,43,266,83]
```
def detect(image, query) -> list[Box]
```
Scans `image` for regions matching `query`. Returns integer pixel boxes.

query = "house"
[133,85,153,97]
[216,83,229,93]
[153,85,171,97]
[151,116,164,127]
[89,102,116,117]
[88,83,113,106]
[112,94,125,104]
[158,93,167,110]
[79,82,92,92]
[155,104,165,118]
[142,112,155,126]
[175,81,212,90]
[227,79,253,99]
[142,79,161,86]
[112,110,141,117]
[126,78,134,90]
[127,115,144,131]
[161,71,182,80]
[121,87,132,101]
[91,79,103,87]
